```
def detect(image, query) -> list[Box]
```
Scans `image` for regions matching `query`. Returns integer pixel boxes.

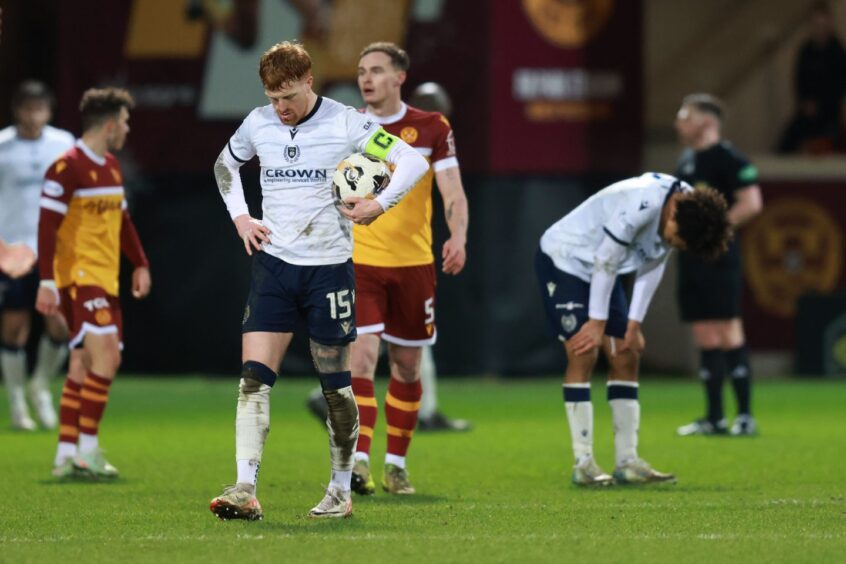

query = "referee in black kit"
[673,94,763,437]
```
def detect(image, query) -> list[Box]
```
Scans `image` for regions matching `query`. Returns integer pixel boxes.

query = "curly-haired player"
[536,173,730,486]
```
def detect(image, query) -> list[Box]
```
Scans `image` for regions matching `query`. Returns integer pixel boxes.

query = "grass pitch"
[1,376,844,563]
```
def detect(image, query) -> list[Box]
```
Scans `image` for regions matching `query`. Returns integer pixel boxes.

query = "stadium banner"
[489,0,642,173]
[54,0,489,174]
[741,181,846,352]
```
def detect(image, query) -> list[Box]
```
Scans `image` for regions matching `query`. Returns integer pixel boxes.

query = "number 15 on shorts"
[326,289,354,319]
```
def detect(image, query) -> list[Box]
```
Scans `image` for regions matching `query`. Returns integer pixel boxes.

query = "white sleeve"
[215,118,256,219]
[602,189,656,246]
[374,140,429,211]
[628,257,668,323]
[346,108,380,150]
[228,117,257,163]
[588,234,628,320]
[215,147,249,219]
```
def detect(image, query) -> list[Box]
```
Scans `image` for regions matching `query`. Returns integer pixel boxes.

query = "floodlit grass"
[1,376,844,563]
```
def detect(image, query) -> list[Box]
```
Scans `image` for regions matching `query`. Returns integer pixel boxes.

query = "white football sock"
[323,385,359,476]
[78,432,99,454]
[330,470,352,492]
[54,441,77,466]
[235,378,271,485]
[236,459,260,486]
[1,347,28,411]
[385,453,406,469]
[31,336,68,390]
[608,381,640,467]
[564,383,593,464]
[418,345,437,419]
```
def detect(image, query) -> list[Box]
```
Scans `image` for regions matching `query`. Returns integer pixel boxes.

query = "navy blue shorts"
[0,268,38,312]
[242,252,357,346]
[535,248,628,342]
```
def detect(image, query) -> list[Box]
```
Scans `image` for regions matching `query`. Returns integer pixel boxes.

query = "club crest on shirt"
[400,126,418,144]
[283,145,301,163]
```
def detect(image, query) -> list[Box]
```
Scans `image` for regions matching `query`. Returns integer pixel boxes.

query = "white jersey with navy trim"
[0,125,75,251]
[540,173,690,281]
[227,96,378,266]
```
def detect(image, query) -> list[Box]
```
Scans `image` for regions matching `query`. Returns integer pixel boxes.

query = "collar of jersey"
[657,179,683,236]
[295,96,323,126]
[76,139,106,166]
[13,126,44,142]
[365,102,407,125]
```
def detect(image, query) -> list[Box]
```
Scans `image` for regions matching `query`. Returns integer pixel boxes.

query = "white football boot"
[613,458,676,484]
[571,457,613,486]
[308,485,352,518]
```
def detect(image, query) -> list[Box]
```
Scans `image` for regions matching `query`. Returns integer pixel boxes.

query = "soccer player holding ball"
[536,173,731,485]
[345,43,469,496]
[209,41,427,520]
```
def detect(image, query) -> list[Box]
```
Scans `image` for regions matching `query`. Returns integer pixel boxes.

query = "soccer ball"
[332,153,391,207]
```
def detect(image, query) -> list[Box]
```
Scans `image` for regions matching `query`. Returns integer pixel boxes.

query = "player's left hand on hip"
[132,266,152,299]
[338,197,383,225]
[233,215,271,256]
[441,238,466,275]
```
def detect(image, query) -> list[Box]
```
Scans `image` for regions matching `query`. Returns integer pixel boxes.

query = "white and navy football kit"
[536,173,690,341]
[0,125,74,310]
[218,96,427,345]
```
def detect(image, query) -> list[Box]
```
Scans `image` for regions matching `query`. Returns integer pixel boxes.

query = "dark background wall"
[3,0,641,376]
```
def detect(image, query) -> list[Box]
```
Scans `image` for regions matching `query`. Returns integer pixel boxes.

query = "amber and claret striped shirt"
[352,104,459,268]
[38,140,148,296]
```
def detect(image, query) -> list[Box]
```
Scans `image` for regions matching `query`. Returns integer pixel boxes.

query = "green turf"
[1,376,844,563]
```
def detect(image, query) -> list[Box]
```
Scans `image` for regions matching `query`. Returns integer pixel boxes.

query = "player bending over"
[209,41,427,521]
[536,173,730,485]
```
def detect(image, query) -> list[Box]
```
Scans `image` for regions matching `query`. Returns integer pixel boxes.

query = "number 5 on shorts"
[326,289,353,319]
[424,297,434,324]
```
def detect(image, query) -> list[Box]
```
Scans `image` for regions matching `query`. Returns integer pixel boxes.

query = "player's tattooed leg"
[310,340,358,473]
[309,340,350,374]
